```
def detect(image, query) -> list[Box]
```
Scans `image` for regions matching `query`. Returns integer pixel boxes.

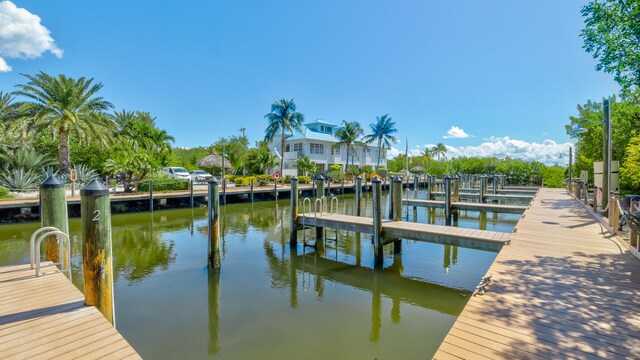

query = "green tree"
[362,114,398,169]
[620,132,640,193]
[246,141,278,175]
[12,72,115,174]
[581,0,640,94]
[295,156,317,176]
[333,120,364,172]
[213,135,249,175]
[0,91,24,153]
[431,143,448,162]
[263,99,305,175]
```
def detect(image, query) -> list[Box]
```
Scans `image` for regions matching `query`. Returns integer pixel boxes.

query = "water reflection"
[208,268,220,356]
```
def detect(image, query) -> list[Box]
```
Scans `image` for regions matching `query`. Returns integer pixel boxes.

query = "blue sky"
[0,0,619,164]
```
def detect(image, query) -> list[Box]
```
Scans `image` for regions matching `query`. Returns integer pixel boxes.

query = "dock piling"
[480,176,486,203]
[208,179,221,268]
[80,179,115,324]
[190,180,194,208]
[316,175,325,199]
[149,181,154,212]
[452,177,460,222]
[444,176,452,225]
[250,178,254,203]
[40,175,69,266]
[392,177,403,253]
[372,178,383,266]
[355,176,362,216]
[290,176,298,246]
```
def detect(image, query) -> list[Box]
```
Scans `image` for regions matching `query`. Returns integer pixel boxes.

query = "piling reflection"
[208,268,220,356]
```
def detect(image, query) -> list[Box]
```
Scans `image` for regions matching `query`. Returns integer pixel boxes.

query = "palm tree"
[263,99,305,175]
[333,120,364,172]
[0,91,22,152]
[296,156,317,176]
[13,72,115,174]
[422,148,433,173]
[362,114,398,170]
[431,143,448,162]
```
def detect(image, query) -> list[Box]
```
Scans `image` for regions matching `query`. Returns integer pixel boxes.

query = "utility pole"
[239,128,247,177]
[601,99,611,212]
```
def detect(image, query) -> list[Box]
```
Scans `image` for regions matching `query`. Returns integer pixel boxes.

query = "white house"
[268,120,387,176]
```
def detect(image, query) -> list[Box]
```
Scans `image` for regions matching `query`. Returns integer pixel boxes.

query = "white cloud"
[0,56,10,72]
[443,126,471,139]
[0,1,62,71]
[389,136,573,165]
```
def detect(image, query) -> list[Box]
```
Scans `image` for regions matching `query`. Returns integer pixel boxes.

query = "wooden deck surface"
[433,188,640,359]
[298,212,510,252]
[404,199,528,214]
[0,263,140,359]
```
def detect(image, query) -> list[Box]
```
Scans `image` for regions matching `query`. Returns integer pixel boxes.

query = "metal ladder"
[324,197,340,242]
[30,227,71,279]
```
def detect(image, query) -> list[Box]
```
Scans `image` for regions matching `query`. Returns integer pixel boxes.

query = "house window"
[332,147,340,155]
[320,125,332,133]
[293,143,302,152]
[310,143,324,154]
[285,144,291,152]
[366,148,371,155]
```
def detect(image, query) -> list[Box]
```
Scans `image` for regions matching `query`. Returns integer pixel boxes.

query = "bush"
[278,175,292,184]
[362,166,374,174]
[255,174,274,186]
[138,178,189,192]
[233,176,256,186]
[327,170,345,182]
[367,173,381,181]
[0,168,40,191]
[0,186,12,199]
[298,176,311,184]
[329,164,342,172]
[226,175,237,183]
[377,169,388,178]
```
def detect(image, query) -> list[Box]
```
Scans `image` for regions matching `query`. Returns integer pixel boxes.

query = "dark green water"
[0,191,521,359]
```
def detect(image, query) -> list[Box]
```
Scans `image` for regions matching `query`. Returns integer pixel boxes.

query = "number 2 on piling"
[92,210,100,222]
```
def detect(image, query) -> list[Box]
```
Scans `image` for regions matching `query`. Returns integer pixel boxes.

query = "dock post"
[222,178,227,205]
[208,179,221,269]
[290,176,298,247]
[480,176,486,203]
[250,178,254,203]
[372,177,383,267]
[316,175,325,199]
[592,185,598,211]
[392,177,403,253]
[388,176,394,219]
[413,175,418,191]
[149,181,153,212]
[190,180,194,208]
[80,180,115,325]
[583,181,589,205]
[492,175,497,194]
[40,175,69,266]
[274,179,278,200]
[355,176,362,216]
[608,192,620,235]
[444,176,452,225]
[426,176,432,200]
[452,176,459,222]
[341,179,345,195]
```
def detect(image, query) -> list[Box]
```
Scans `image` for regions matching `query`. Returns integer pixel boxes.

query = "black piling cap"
[393,176,402,182]
[372,177,381,183]
[41,175,64,189]
[208,178,219,185]
[316,175,325,180]
[80,179,109,196]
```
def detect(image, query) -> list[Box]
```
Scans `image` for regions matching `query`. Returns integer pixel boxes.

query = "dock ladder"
[29,226,72,279]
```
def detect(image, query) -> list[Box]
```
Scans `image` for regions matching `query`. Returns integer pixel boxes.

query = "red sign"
[70,169,77,182]
[273,171,281,180]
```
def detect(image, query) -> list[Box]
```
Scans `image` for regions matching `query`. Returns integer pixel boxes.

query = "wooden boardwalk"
[433,188,640,359]
[298,213,510,252]
[0,263,140,359]
[403,199,528,214]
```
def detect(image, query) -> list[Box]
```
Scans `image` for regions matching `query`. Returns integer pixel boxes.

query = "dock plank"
[0,263,140,359]
[433,188,640,359]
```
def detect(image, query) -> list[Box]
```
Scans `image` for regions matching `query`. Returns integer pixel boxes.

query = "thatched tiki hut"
[411,165,425,174]
[197,150,232,176]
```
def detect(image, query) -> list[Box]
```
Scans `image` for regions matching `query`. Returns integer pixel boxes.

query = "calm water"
[0,191,522,359]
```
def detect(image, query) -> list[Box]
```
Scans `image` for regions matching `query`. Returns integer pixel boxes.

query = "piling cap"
[372,177,381,183]
[41,175,64,189]
[208,178,219,184]
[316,175,324,180]
[356,175,362,180]
[80,179,109,196]
[393,176,402,182]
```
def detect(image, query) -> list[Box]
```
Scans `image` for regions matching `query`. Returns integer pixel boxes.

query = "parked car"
[162,167,191,180]
[189,170,212,183]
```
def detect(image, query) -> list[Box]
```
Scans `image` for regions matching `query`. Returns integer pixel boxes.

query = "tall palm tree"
[263,99,305,175]
[422,148,433,173]
[431,143,448,161]
[0,91,23,152]
[362,114,398,170]
[13,72,115,174]
[333,120,364,172]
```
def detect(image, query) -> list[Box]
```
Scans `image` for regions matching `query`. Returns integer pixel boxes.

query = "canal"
[0,191,521,359]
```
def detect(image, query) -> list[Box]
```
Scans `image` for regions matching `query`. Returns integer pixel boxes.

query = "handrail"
[314,198,323,216]
[30,226,61,269]
[320,196,328,213]
[34,230,71,279]
[330,197,339,214]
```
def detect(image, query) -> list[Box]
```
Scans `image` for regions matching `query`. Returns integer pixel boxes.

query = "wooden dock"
[0,263,140,359]
[403,199,528,214]
[433,188,640,359]
[431,192,535,202]
[297,213,510,252]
